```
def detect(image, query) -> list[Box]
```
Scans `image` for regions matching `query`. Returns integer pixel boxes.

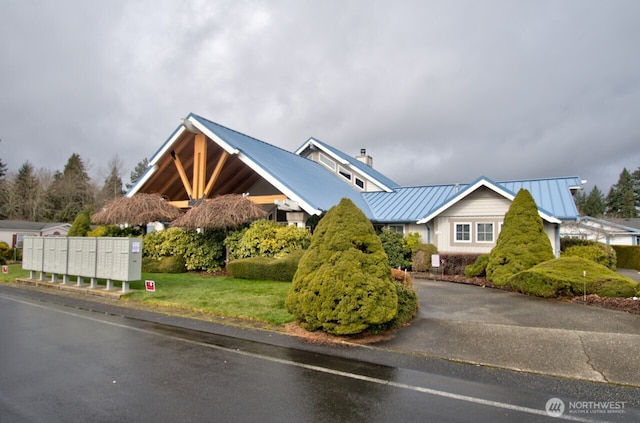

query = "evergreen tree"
[68,209,92,236]
[605,168,638,218]
[126,157,149,190]
[486,189,555,286]
[47,153,95,222]
[285,198,398,335]
[581,185,606,217]
[98,156,125,207]
[10,162,45,221]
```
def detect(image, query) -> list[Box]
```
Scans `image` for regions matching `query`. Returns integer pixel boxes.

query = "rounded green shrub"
[562,244,617,270]
[507,256,638,298]
[370,283,419,332]
[486,189,555,285]
[465,254,490,278]
[286,198,398,335]
[225,220,311,260]
[143,227,225,272]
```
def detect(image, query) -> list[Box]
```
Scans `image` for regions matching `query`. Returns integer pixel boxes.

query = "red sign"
[145,280,156,292]
[2,266,7,274]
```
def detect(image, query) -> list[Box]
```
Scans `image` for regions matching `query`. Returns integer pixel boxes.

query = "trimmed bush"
[563,244,616,270]
[465,254,490,278]
[486,189,555,285]
[225,220,311,260]
[378,229,411,269]
[507,257,638,298]
[144,227,225,272]
[411,243,438,272]
[612,245,640,270]
[227,250,305,282]
[0,241,11,262]
[286,198,398,335]
[68,210,91,236]
[142,256,186,273]
[370,283,419,332]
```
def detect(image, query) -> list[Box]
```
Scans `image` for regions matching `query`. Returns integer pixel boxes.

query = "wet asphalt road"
[1,289,639,422]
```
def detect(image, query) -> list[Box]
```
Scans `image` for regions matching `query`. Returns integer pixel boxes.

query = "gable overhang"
[416,178,561,225]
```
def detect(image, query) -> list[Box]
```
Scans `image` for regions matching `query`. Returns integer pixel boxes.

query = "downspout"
[555,225,560,258]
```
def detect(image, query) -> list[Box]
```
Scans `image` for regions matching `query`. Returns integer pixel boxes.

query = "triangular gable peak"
[295,138,398,193]
[126,114,372,221]
[417,177,561,224]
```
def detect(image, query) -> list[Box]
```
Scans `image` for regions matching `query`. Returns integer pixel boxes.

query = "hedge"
[612,245,640,270]
[227,250,305,282]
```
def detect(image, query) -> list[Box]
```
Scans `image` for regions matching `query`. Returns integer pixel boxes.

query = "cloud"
[1,0,639,193]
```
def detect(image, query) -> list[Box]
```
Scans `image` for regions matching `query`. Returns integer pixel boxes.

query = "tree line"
[575,167,640,218]
[0,146,148,223]
[0,141,637,222]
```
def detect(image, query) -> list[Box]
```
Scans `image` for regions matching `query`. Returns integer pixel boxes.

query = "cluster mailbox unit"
[22,237,142,292]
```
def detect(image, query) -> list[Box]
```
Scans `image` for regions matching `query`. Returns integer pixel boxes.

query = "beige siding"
[428,187,558,256]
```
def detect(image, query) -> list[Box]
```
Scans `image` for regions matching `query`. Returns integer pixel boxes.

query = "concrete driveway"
[378,279,640,387]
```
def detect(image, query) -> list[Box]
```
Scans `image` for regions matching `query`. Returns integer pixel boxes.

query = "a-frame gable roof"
[295,137,400,192]
[127,113,372,216]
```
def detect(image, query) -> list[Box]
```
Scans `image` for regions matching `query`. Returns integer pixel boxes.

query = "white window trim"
[319,153,336,171]
[354,176,365,190]
[338,165,352,181]
[476,222,494,243]
[388,224,404,233]
[455,222,472,243]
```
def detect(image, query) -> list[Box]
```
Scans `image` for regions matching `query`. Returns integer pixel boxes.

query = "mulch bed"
[413,272,640,316]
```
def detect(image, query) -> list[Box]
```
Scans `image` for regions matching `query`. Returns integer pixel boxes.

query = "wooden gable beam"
[203,150,230,198]
[171,150,193,199]
[192,134,207,200]
[247,194,287,204]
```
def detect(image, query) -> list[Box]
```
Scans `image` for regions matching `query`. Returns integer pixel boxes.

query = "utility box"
[42,237,69,275]
[96,238,142,281]
[67,237,98,278]
[22,236,45,272]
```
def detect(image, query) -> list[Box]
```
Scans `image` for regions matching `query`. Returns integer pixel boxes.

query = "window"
[338,166,351,181]
[355,177,365,189]
[388,224,404,233]
[319,153,335,170]
[455,223,471,242]
[476,223,494,242]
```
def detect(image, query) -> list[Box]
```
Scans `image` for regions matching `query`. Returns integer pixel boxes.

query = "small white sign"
[2,265,8,274]
[431,254,440,268]
[145,280,156,292]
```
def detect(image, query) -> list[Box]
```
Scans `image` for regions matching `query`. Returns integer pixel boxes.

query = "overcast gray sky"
[1,0,639,193]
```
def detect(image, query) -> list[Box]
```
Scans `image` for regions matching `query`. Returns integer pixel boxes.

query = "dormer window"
[319,153,335,171]
[338,166,351,181]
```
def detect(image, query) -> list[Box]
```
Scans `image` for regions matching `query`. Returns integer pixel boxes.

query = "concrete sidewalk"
[379,279,640,387]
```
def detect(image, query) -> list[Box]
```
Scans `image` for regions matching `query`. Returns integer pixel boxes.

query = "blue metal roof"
[296,137,400,191]
[129,113,582,224]
[190,114,373,216]
[363,176,581,223]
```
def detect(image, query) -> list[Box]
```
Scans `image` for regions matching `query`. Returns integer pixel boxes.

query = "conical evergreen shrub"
[285,198,398,335]
[486,189,555,285]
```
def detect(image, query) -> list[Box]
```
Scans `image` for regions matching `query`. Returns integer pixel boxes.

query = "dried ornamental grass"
[172,194,267,229]
[92,193,182,226]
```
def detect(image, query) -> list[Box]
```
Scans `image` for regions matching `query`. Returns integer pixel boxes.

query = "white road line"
[0,293,606,422]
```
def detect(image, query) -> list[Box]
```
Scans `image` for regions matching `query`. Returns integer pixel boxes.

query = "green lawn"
[0,264,294,326]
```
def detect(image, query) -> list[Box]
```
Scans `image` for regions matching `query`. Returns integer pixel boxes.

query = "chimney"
[356,148,373,167]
